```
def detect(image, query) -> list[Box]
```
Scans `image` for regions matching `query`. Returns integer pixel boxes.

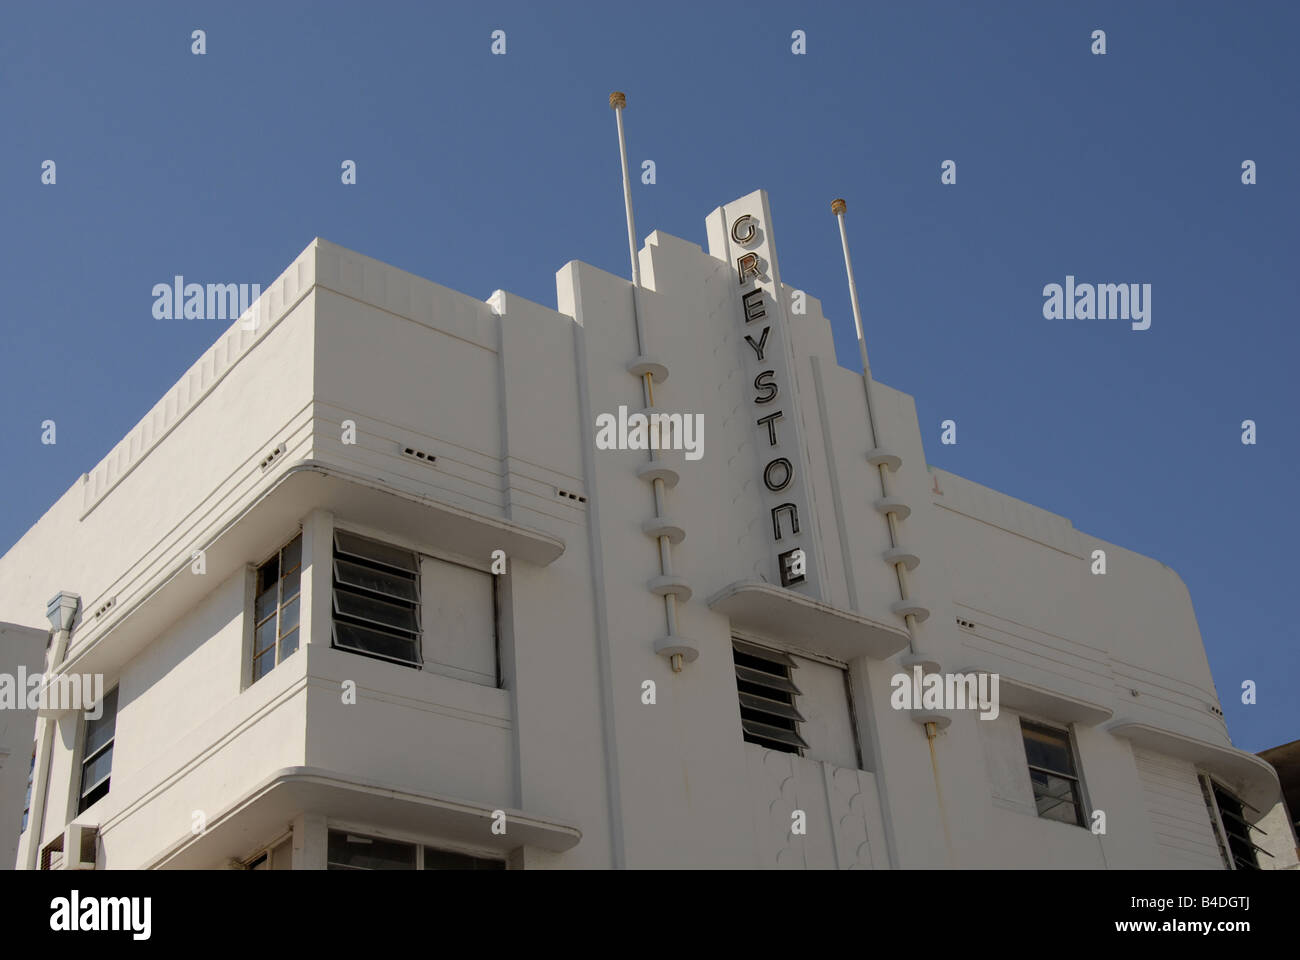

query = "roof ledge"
[1108,720,1282,815]
[958,669,1114,726]
[707,580,910,662]
[150,766,581,869]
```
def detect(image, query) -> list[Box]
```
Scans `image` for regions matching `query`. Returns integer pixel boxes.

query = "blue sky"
[1,1,1296,752]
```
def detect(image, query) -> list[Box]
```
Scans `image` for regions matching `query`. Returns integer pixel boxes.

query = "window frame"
[324,827,505,870]
[1018,717,1088,829]
[249,533,303,686]
[331,529,423,670]
[1200,774,1269,870]
[730,636,809,755]
[328,522,502,685]
[77,686,119,814]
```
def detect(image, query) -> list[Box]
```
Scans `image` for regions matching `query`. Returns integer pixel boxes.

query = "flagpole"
[611,91,692,672]
[834,196,952,862]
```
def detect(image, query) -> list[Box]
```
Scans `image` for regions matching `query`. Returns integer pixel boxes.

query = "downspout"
[21,591,80,870]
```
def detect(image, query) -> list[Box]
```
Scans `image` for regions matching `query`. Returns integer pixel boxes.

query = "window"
[731,638,808,754]
[246,837,293,870]
[730,638,862,768]
[21,745,34,833]
[332,531,422,668]
[252,534,302,683]
[326,830,504,870]
[79,687,119,813]
[1201,776,1269,870]
[1020,720,1085,827]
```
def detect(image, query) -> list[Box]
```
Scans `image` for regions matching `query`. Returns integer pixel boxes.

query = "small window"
[252,534,302,684]
[246,837,293,870]
[332,531,421,668]
[1202,776,1269,870]
[731,638,808,754]
[326,830,503,870]
[79,687,119,813]
[1019,720,1085,827]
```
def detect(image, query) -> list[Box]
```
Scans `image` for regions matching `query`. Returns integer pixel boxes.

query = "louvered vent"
[731,638,807,754]
[556,488,587,504]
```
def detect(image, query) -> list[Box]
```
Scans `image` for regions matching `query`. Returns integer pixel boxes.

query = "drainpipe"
[20,591,80,870]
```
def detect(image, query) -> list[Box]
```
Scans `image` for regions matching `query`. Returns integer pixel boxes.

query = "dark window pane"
[281,535,302,573]
[334,589,418,634]
[255,584,279,624]
[83,688,118,757]
[252,648,275,682]
[79,778,109,812]
[278,629,299,661]
[327,831,416,870]
[334,622,420,665]
[281,566,301,602]
[257,556,279,593]
[423,847,505,870]
[334,559,418,603]
[280,597,300,636]
[254,618,278,657]
[1021,722,1075,776]
[334,531,417,573]
[1030,769,1083,825]
[81,747,114,799]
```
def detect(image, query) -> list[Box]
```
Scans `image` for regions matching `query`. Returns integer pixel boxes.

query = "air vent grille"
[401,446,437,465]
[259,442,287,471]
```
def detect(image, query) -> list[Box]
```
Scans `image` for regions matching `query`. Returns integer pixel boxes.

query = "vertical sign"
[706,191,822,597]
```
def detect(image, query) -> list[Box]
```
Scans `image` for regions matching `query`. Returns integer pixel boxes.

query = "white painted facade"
[1,189,1282,869]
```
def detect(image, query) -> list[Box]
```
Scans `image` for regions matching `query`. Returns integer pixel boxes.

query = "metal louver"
[732,638,808,753]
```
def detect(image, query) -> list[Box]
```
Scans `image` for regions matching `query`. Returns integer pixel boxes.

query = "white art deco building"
[0,189,1284,870]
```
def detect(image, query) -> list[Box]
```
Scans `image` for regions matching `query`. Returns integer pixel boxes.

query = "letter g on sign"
[731,215,757,245]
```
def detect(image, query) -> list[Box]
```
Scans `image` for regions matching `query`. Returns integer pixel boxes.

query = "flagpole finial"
[609,91,626,109]
[831,198,846,215]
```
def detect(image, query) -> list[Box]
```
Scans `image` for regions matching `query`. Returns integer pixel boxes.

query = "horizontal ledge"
[627,356,669,383]
[641,517,685,544]
[150,766,582,869]
[866,448,902,472]
[707,580,910,662]
[899,653,942,674]
[959,666,1114,726]
[635,460,680,489]
[890,599,930,623]
[910,712,953,730]
[648,575,692,602]
[654,635,700,662]
[883,547,920,571]
[1107,720,1281,816]
[873,496,911,521]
